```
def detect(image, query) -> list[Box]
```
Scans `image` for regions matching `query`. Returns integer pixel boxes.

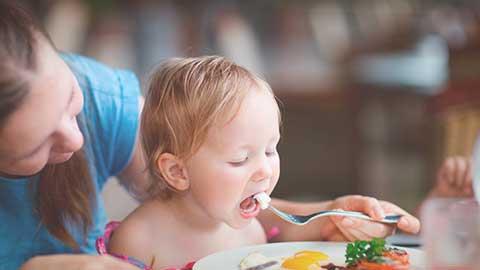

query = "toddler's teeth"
[254,192,271,210]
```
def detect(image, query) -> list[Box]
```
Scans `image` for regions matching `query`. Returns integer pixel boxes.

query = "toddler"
[103,56,281,269]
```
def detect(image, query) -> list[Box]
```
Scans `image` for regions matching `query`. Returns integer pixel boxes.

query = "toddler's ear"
[157,153,190,191]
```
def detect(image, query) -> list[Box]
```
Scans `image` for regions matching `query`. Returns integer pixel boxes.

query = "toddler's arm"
[107,220,156,269]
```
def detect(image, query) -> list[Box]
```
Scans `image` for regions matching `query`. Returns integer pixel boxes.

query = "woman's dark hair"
[0,1,95,250]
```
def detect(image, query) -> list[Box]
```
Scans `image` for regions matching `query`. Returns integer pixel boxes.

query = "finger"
[397,215,421,234]
[379,202,420,234]
[329,216,359,241]
[396,214,421,234]
[361,197,385,220]
[342,216,395,238]
[461,170,473,197]
[379,200,410,216]
[443,158,455,186]
[463,184,474,197]
[449,157,461,187]
[339,219,380,241]
[344,196,385,220]
[347,229,373,241]
[454,157,466,189]
[331,216,392,241]
[324,218,351,242]
[328,231,350,242]
[463,159,473,188]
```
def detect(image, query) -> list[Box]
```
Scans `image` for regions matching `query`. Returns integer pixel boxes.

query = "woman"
[0,2,420,270]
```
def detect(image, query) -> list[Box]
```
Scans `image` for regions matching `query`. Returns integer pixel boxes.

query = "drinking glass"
[421,198,480,269]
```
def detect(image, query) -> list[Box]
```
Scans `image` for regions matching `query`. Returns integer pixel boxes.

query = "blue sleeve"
[62,54,140,186]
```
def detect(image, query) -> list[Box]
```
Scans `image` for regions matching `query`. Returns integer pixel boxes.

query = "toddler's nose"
[252,156,273,182]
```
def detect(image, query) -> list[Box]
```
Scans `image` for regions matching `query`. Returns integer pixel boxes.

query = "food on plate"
[281,250,329,270]
[239,250,328,270]
[342,238,409,270]
[238,239,409,270]
[239,252,281,270]
[254,192,271,210]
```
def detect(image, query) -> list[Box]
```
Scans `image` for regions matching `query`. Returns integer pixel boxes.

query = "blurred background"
[19,0,480,219]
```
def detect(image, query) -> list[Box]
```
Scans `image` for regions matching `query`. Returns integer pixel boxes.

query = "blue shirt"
[0,54,140,270]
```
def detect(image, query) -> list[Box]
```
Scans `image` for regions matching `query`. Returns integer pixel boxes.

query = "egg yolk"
[281,250,329,270]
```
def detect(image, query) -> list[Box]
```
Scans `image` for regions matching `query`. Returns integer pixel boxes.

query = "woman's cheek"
[17,152,49,175]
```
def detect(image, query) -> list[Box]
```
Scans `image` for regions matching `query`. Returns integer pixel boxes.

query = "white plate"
[194,241,425,270]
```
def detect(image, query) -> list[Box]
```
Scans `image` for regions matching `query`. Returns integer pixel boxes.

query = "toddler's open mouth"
[239,195,260,218]
[239,192,271,218]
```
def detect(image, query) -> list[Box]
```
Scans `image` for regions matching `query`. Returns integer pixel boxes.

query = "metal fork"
[268,205,402,225]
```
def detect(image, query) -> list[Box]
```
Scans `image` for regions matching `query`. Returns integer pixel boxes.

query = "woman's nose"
[52,116,84,153]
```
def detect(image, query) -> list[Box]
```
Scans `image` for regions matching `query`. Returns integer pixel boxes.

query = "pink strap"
[96,221,195,270]
[266,226,280,241]
[162,261,195,270]
[96,221,121,255]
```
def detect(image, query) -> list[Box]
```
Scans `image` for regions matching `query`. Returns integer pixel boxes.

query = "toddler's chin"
[228,218,253,230]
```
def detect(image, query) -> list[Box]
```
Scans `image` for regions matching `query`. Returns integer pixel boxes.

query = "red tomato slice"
[383,250,409,265]
[356,261,395,270]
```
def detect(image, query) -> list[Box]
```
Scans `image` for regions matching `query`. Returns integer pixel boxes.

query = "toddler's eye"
[229,157,248,166]
[266,149,277,156]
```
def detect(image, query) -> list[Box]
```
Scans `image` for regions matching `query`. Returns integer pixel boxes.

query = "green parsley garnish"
[345,238,386,266]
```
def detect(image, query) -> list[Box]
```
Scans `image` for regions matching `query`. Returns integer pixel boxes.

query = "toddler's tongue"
[240,196,256,212]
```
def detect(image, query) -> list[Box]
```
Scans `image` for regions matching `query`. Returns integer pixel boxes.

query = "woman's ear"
[156,153,190,191]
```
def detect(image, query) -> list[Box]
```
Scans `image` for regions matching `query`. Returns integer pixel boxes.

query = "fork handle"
[322,210,401,224]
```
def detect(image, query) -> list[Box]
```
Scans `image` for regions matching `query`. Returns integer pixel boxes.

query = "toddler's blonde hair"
[141,56,279,198]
